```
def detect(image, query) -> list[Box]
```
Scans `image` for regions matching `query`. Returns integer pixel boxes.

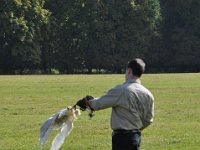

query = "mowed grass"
[0,73,199,150]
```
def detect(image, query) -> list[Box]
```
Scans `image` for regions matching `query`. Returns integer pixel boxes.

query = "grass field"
[0,73,200,150]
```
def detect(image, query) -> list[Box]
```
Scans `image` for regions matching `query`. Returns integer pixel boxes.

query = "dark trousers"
[112,130,141,150]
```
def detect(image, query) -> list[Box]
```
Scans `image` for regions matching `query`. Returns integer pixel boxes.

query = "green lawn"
[0,74,199,150]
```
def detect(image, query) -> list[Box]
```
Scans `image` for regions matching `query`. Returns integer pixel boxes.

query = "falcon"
[40,106,81,150]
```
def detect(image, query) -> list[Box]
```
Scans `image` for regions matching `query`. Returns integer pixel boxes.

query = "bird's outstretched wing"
[40,109,68,149]
[51,120,73,150]
[40,114,58,149]
[40,107,80,150]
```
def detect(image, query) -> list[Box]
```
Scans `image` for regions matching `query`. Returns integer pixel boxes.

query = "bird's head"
[67,106,81,121]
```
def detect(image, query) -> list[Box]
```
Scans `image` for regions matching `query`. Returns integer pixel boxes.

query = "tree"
[94,0,161,73]
[44,0,86,73]
[0,0,50,74]
[160,0,200,72]
[0,0,161,74]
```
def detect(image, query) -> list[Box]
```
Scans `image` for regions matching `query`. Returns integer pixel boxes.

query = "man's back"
[111,79,154,130]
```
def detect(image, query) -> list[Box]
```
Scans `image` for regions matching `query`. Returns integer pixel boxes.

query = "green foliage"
[80,0,161,73]
[0,0,50,73]
[1,0,200,73]
[42,0,161,73]
[43,0,85,73]
[160,0,200,72]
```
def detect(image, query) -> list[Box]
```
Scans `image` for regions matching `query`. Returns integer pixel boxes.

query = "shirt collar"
[125,78,141,84]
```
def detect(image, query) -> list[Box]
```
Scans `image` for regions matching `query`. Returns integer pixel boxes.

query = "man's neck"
[126,75,139,82]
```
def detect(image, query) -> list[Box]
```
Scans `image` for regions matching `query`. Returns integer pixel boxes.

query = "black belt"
[113,129,140,135]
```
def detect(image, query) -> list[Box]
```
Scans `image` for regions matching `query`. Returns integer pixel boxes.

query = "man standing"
[76,58,154,150]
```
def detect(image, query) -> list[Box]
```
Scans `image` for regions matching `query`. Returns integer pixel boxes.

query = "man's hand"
[76,95,94,111]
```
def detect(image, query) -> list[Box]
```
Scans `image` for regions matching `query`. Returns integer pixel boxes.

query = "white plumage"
[40,106,81,150]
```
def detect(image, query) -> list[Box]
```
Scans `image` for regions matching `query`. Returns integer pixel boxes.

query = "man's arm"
[77,85,123,110]
[141,98,154,130]
[90,85,124,110]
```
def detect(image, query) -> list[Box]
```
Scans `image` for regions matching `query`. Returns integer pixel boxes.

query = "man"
[76,58,154,150]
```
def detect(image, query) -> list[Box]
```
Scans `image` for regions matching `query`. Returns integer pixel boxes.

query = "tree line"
[0,0,200,74]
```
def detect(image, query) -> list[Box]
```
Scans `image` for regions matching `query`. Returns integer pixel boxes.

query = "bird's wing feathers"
[40,114,58,148]
[40,109,68,149]
[40,107,80,150]
[50,121,73,150]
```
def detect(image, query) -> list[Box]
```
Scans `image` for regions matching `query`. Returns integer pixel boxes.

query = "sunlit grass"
[0,73,199,150]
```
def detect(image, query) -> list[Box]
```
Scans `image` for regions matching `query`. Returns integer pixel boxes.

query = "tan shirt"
[90,79,154,130]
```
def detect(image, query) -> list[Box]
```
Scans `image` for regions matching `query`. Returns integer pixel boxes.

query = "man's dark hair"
[127,58,145,77]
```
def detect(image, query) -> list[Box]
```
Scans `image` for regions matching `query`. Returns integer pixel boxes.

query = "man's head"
[125,58,145,81]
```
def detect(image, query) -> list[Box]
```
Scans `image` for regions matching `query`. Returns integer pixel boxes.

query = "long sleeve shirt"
[90,79,154,130]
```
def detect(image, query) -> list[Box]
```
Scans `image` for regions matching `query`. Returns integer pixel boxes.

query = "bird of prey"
[40,106,81,150]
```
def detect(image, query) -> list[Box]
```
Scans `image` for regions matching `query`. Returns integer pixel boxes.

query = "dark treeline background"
[0,0,200,74]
